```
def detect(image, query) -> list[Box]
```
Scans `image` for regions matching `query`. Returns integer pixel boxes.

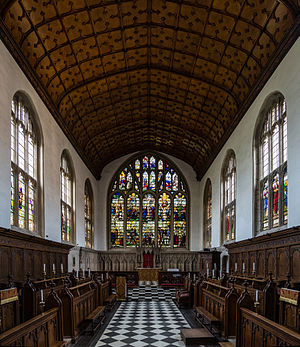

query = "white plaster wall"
[199,37,300,247]
[0,41,99,247]
[96,152,200,251]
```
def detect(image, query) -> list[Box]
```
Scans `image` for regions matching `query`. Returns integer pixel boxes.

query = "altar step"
[128,285,176,301]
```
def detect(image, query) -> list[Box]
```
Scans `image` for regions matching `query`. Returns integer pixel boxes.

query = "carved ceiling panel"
[0,0,299,179]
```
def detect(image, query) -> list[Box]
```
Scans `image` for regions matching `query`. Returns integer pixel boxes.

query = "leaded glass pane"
[272,172,280,227]
[126,193,140,247]
[110,193,124,247]
[158,193,171,247]
[149,171,155,191]
[28,180,35,232]
[158,160,163,170]
[150,156,155,169]
[173,193,186,247]
[283,167,288,224]
[142,193,155,246]
[135,160,140,170]
[119,171,126,190]
[262,179,269,231]
[143,156,148,169]
[126,171,133,190]
[166,172,171,191]
[10,169,14,225]
[18,173,26,229]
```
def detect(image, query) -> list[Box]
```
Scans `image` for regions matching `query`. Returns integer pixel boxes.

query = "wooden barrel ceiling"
[0,1,299,179]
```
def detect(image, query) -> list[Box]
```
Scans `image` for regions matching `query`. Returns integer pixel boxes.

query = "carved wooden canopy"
[0,1,299,179]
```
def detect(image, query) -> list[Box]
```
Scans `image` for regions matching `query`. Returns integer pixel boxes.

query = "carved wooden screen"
[109,153,189,249]
[256,95,287,233]
[10,93,40,233]
[84,179,94,248]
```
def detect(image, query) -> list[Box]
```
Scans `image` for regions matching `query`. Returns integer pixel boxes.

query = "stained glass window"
[85,179,94,248]
[127,193,140,246]
[109,153,188,248]
[256,95,287,233]
[61,151,74,243]
[110,193,124,247]
[173,193,187,247]
[158,193,171,247]
[203,179,212,248]
[222,151,236,242]
[10,94,40,233]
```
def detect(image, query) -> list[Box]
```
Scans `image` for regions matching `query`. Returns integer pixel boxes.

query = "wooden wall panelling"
[0,228,72,284]
[226,226,300,284]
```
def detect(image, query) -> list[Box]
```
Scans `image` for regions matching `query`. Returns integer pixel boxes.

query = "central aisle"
[95,287,190,347]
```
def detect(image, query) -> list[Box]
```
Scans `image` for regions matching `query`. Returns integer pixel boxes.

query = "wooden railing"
[0,307,64,347]
[237,307,300,347]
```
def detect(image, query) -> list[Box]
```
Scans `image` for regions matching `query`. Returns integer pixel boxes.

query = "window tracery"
[85,179,94,248]
[109,153,188,248]
[10,94,40,233]
[61,151,74,243]
[256,95,287,233]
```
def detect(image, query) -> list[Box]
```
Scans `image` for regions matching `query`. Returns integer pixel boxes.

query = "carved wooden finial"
[268,272,273,281]
[8,274,14,288]
[285,273,291,288]
[243,280,249,291]
[26,272,31,282]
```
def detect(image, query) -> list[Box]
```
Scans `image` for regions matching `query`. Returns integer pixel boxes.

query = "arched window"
[203,179,212,248]
[255,95,287,233]
[221,151,236,243]
[109,153,189,248]
[61,151,74,243]
[84,179,94,248]
[10,93,42,233]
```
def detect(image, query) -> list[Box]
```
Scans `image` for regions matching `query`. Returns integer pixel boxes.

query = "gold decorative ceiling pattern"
[0,0,299,179]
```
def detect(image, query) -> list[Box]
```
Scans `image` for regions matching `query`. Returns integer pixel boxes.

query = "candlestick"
[53,263,55,271]
[193,273,196,281]
[255,290,259,302]
[212,269,215,279]
[76,270,78,278]
[43,264,46,272]
[40,289,44,302]
[234,262,237,272]
[207,268,209,277]
[61,263,63,273]
[242,262,245,273]
[88,268,91,277]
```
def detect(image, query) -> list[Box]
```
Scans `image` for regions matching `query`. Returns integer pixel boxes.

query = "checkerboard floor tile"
[128,285,176,301]
[95,300,190,347]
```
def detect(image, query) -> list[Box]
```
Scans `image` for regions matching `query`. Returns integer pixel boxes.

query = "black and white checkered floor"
[95,286,189,347]
[128,285,176,301]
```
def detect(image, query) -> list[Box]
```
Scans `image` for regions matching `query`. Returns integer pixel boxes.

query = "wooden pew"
[0,285,20,333]
[0,286,64,347]
[226,273,277,321]
[195,280,238,338]
[59,280,105,342]
[22,274,71,321]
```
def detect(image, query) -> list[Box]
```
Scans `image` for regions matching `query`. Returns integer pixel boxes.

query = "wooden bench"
[195,306,221,329]
[195,280,238,337]
[104,294,117,310]
[83,305,105,335]
[59,280,102,342]
[180,328,217,345]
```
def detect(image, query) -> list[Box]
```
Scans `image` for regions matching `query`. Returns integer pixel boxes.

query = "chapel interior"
[0,1,300,346]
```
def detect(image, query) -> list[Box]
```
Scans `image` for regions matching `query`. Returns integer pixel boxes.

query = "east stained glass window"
[11,94,40,232]
[203,179,212,248]
[61,151,74,243]
[85,179,94,248]
[257,96,287,233]
[222,151,236,242]
[109,153,188,248]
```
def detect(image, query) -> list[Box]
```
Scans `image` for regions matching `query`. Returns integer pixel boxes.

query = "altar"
[136,268,161,284]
